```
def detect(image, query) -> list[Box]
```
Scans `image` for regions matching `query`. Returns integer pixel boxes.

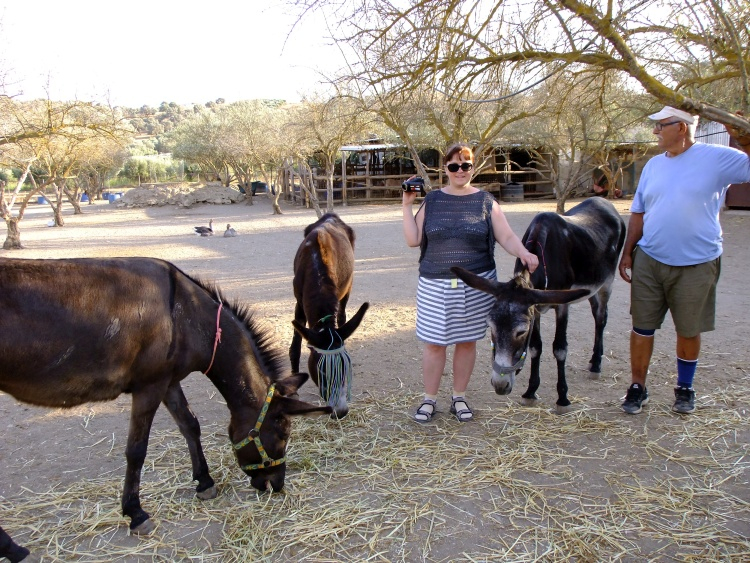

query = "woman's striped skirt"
[416,269,496,346]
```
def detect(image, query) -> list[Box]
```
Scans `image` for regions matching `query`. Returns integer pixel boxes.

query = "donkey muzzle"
[491,369,516,395]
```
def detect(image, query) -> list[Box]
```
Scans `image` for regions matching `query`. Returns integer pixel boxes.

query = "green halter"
[232,384,286,471]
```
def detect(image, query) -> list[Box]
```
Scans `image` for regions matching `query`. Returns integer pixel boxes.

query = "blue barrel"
[501,182,524,202]
[108,193,121,203]
[81,193,89,202]
[37,196,48,204]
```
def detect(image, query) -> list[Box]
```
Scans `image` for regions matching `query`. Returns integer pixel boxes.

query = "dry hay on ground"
[1,199,749,562]
[2,391,748,562]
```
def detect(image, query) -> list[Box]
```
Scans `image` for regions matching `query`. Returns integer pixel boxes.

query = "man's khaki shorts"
[630,247,721,338]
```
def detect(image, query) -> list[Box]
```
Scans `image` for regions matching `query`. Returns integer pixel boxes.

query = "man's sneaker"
[622,383,649,414]
[672,386,696,414]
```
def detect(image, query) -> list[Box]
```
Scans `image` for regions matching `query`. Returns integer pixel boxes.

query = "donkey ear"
[277,396,333,417]
[291,320,313,342]
[275,372,309,395]
[337,302,369,341]
[451,267,502,296]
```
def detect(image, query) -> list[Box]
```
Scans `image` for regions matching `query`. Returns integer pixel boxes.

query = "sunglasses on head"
[446,162,473,172]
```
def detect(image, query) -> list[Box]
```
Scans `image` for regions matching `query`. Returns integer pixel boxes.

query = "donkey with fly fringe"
[289,213,369,419]
[452,197,626,413]
[0,257,332,563]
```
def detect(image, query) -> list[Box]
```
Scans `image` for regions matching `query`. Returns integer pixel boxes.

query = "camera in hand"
[402,176,426,196]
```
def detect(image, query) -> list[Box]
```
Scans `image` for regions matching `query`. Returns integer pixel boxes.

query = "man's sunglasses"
[654,120,683,132]
[446,162,473,172]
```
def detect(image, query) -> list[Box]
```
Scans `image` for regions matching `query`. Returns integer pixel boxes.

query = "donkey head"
[230,372,333,493]
[451,267,589,396]
[291,302,369,419]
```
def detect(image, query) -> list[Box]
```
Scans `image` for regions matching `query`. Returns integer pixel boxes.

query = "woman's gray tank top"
[418,190,496,279]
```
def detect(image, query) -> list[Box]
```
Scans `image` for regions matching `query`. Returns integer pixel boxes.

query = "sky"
[0,0,345,108]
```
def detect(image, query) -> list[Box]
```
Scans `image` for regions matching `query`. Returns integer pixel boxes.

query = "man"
[618,106,750,415]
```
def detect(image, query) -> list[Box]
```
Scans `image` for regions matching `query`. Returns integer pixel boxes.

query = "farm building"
[279,120,749,208]
[280,140,556,205]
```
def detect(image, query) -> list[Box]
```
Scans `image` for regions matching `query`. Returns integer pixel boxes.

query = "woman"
[402,143,538,422]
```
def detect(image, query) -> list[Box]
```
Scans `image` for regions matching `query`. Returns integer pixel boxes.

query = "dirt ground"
[0,193,748,562]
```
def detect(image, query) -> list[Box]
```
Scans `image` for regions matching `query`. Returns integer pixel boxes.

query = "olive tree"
[220,100,290,213]
[168,111,233,184]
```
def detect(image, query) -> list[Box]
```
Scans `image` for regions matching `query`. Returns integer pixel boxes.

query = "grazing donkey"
[289,213,369,419]
[0,257,332,563]
[452,197,626,413]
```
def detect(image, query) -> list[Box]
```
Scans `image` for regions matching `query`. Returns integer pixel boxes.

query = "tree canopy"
[294,0,750,134]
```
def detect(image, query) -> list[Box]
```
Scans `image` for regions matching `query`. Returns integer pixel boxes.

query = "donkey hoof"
[588,371,601,380]
[555,403,578,415]
[518,395,540,407]
[196,484,218,500]
[131,518,155,535]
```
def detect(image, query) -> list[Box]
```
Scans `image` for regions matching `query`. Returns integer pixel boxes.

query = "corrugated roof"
[339,143,402,152]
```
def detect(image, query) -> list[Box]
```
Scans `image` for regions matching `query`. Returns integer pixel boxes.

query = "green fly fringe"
[313,346,352,407]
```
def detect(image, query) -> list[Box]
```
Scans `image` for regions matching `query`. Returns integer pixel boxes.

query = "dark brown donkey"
[0,257,332,563]
[289,213,369,419]
[451,196,626,414]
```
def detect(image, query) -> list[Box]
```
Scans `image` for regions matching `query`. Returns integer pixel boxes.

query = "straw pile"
[1,387,748,562]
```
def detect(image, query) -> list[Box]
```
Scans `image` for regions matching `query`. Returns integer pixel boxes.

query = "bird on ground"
[194,219,213,236]
[224,224,238,237]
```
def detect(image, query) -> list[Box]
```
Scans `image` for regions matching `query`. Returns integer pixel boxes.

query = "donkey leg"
[163,382,217,501]
[289,302,306,373]
[552,305,574,413]
[0,525,31,563]
[587,284,611,378]
[122,389,164,534]
[520,314,543,406]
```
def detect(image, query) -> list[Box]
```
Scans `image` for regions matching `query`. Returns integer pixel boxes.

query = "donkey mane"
[511,272,533,290]
[188,274,287,383]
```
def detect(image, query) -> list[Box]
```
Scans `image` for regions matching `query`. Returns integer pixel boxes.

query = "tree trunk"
[556,195,567,214]
[271,170,283,215]
[3,216,23,249]
[54,205,65,226]
[65,187,83,215]
[326,169,334,213]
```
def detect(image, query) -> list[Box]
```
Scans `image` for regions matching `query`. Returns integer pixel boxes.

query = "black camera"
[402,176,426,196]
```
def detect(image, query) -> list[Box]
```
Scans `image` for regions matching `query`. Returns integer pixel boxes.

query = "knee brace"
[632,327,655,337]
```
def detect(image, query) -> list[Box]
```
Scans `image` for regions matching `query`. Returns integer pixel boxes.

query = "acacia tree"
[286,95,378,214]
[501,71,648,211]
[294,0,750,136]
[311,3,545,185]
[336,79,545,189]
[0,98,130,247]
[74,135,128,204]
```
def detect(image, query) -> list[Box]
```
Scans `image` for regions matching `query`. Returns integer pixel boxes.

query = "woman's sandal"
[413,399,436,423]
[450,397,473,422]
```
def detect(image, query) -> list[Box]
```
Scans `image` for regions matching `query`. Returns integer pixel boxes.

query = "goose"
[194,219,213,236]
[223,224,238,238]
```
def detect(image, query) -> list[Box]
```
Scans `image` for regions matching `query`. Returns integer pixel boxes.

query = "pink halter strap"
[204,301,223,375]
